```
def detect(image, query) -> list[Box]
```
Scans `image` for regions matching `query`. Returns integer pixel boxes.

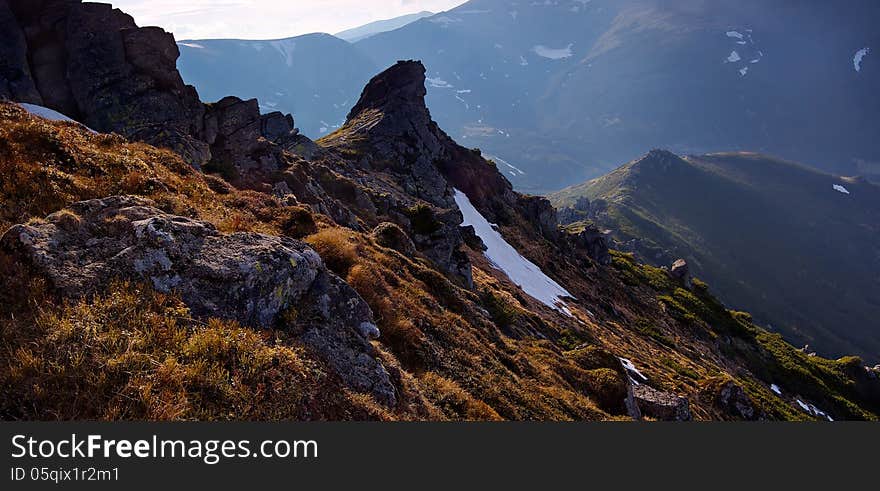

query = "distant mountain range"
[176,0,880,193]
[335,11,434,42]
[177,33,376,138]
[551,150,880,363]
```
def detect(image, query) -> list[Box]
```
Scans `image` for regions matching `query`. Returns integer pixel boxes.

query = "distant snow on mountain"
[854,47,870,72]
[833,184,851,194]
[532,44,574,59]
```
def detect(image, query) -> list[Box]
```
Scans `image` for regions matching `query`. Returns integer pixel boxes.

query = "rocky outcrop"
[323,60,473,284]
[0,0,311,180]
[669,258,692,289]
[323,60,563,286]
[1,195,396,404]
[632,385,692,421]
[713,380,761,420]
[569,225,612,266]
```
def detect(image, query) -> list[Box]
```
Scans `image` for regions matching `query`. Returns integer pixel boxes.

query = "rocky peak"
[346,60,430,124]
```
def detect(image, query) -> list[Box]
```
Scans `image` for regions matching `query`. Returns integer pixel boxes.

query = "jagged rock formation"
[319,61,574,285]
[1,195,396,404]
[0,0,309,179]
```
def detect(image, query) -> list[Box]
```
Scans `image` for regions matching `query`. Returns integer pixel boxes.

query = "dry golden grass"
[0,281,375,420]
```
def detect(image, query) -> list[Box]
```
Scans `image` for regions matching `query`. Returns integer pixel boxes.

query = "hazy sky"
[110,1,466,40]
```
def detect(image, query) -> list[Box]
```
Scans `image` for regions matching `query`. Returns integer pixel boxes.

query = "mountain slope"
[335,11,434,43]
[1,0,878,421]
[551,150,880,363]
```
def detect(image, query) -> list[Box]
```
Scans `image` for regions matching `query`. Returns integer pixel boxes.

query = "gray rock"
[715,380,760,420]
[1,195,396,405]
[633,385,692,421]
[670,258,692,289]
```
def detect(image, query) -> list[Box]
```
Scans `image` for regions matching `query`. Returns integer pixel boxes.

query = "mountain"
[550,150,880,364]
[2,0,879,421]
[335,11,434,43]
[177,33,378,137]
[172,0,880,192]
[354,0,880,192]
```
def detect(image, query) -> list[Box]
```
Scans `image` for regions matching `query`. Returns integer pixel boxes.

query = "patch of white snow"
[18,103,95,132]
[532,44,573,60]
[453,189,573,314]
[854,47,870,72]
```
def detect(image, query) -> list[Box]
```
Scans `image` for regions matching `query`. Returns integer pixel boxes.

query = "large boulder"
[633,385,692,421]
[1,195,396,405]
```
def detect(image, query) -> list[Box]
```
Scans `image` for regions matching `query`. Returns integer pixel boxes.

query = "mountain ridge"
[551,150,880,363]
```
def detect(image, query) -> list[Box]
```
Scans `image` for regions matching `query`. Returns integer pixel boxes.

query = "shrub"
[406,204,442,236]
[305,228,359,276]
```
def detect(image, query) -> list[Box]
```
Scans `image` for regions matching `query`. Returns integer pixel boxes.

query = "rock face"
[632,385,692,421]
[1,195,396,405]
[0,0,310,180]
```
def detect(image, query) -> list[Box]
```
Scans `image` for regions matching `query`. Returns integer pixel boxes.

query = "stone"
[632,385,692,421]
[670,258,692,288]
[714,380,760,420]
[1,195,396,405]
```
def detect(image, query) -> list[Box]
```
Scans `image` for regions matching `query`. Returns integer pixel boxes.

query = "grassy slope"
[2,104,877,420]
[551,151,880,363]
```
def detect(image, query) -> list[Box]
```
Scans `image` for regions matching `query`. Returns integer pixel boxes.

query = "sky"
[110,0,467,40]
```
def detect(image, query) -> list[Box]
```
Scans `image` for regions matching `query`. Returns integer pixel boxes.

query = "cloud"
[110,0,465,40]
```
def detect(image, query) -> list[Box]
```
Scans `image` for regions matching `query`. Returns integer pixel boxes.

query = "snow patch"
[833,184,850,195]
[487,155,525,175]
[429,16,461,26]
[619,357,648,385]
[18,103,95,132]
[453,189,573,314]
[426,77,453,88]
[532,44,573,60]
[854,47,870,72]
